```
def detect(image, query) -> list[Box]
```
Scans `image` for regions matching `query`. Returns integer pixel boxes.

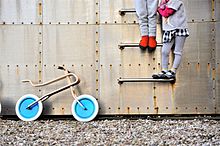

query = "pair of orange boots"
[139,36,157,52]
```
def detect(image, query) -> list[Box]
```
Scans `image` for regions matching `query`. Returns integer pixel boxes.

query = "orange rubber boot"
[139,36,149,50]
[148,36,157,52]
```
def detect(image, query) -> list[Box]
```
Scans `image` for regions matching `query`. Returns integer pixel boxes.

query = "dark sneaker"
[152,70,167,79]
[165,70,176,79]
[148,36,157,52]
[139,44,148,50]
[139,36,148,50]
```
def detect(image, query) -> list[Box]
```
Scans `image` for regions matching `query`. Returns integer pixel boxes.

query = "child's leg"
[147,0,158,51]
[172,36,186,71]
[135,0,148,37]
[162,39,175,71]
[146,0,158,37]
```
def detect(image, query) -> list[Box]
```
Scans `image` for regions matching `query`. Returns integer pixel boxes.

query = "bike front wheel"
[15,94,43,121]
[71,95,99,122]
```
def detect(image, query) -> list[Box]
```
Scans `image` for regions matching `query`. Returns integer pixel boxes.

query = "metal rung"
[119,8,136,16]
[118,78,175,84]
[119,43,163,50]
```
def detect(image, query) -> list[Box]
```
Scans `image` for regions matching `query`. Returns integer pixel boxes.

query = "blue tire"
[15,94,43,121]
[72,95,99,122]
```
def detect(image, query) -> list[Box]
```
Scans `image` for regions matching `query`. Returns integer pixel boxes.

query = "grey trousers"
[135,0,158,36]
[162,36,186,70]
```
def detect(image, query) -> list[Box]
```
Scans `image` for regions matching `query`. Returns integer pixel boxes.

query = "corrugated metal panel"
[215,0,220,21]
[0,0,40,24]
[99,24,162,114]
[0,0,219,116]
[41,25,97,115]
[42,0,96,24]
[100,0,136,24]
[100,0,212,24]
[184,0,212,22]
[0,25,41,115]
[216,22,220,113]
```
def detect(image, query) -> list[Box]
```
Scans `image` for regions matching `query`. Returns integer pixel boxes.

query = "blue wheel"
[72,95,99,122]
[15,94,43,121]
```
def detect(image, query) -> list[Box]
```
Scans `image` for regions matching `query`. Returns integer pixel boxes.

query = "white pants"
[162,36,186,70]
[135,0,158,36]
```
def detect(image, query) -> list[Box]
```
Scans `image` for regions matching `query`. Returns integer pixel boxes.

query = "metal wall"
[0,0,219,115]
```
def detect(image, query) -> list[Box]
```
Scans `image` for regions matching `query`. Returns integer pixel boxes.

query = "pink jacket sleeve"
[158,6,176,18]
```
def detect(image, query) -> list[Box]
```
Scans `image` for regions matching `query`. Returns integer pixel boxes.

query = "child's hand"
[164,18,168,24]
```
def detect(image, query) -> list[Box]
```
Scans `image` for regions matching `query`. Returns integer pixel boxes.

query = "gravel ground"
[0,118,220,146]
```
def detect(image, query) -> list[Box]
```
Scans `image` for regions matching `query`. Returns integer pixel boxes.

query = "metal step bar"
[119,43,163,50]
[118,78,175,84]
[119,8,136,16]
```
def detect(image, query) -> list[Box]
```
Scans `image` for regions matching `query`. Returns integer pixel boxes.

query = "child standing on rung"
[152,0,189,79]
[135,0,159,52]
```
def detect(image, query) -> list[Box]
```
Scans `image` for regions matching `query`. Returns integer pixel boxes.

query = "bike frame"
[22,66,86,110]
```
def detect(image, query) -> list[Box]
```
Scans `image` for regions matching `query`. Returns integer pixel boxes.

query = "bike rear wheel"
[15,94,43,121]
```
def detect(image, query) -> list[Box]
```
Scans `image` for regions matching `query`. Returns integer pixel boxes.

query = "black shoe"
[148,46,156,53]
[139,44,148,50]
[152,71,167,79]
[165,70,176,79]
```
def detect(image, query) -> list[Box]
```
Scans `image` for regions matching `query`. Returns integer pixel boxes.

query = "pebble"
[0,118,220,145]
